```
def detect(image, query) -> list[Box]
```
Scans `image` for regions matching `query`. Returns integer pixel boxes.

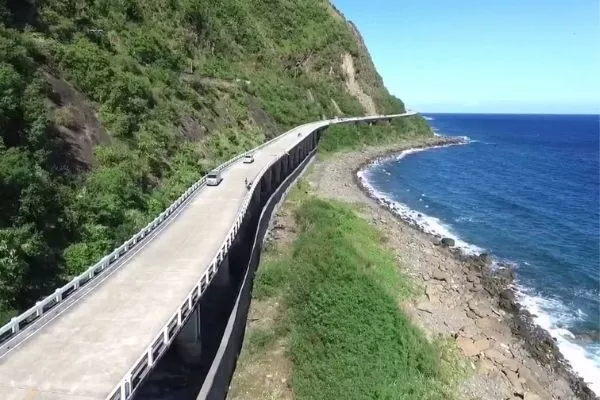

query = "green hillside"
[0,0,431,321]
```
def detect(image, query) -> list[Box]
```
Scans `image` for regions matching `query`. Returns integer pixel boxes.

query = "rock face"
[499,289,518,312]
[441,237,455,247]
[432,270,448,281]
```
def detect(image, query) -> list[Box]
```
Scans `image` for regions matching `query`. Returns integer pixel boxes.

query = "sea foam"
[357,143,482,255]
[517,290,600,394]
[358,142,600,396]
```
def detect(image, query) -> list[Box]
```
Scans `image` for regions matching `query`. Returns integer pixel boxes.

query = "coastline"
[309,135,596,400]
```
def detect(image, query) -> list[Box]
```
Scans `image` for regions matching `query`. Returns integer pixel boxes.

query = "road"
[0,114,415,400]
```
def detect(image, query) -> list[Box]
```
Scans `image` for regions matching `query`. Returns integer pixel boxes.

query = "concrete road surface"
[0,114,414,399]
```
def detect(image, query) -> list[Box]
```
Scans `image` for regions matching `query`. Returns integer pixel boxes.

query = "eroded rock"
[457,337,480,357]
[503,368,524,396]
[441,237,455,247]
[432,270,448,281]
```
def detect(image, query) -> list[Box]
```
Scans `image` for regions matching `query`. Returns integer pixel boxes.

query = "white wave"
[363,140,469,170]
[454,216,478,223]
[423,116,434,121]
[357,169,483,256]
[517,290,600,395]
[357,143,599,395]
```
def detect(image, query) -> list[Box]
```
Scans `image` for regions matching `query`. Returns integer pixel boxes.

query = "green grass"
[0,0,430,318]
[254,196,461,400]
[245,328,278,355]
[319,116,433,154]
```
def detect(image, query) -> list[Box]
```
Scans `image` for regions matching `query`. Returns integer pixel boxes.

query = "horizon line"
[417,111,600,116]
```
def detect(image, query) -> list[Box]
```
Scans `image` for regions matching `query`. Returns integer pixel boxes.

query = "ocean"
[360,113,600,393]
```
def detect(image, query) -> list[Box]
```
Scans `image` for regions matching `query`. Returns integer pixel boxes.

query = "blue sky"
[332,0,600,114]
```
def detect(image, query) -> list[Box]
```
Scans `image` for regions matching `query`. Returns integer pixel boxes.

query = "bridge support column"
[214,254,231,287]
[273,159,282,187]
[281,155,289,177]
[175,306,202,365]
[259,168,273,207]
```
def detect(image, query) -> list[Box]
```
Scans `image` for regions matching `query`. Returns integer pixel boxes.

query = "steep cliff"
[0,0,431,320]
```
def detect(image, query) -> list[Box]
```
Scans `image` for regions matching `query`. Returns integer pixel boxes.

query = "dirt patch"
[229,192,299,399]
[264,205,298,249]
[178,116,208,141]
[44,71,110,169]
[340,53,377,115]
[247,95,280,139]
[227,298,293,400]
[306,139,585,400]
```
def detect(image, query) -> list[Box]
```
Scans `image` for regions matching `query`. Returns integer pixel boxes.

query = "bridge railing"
[0,112,415,399]
[104,115,415,399]
[105,120,337,400]
[105,144,274,400]
[0,120,316,346]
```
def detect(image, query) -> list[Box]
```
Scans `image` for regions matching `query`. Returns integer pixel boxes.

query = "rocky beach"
[305,136,597,400]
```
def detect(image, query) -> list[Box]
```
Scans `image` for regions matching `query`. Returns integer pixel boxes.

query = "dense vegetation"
[0,0,430,322]
[319,118,432,153]
[242,191,459,399]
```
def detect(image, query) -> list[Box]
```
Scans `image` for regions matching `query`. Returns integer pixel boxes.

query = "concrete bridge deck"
[0,114,415,400]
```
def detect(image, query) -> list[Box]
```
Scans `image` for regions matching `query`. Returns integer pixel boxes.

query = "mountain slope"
[0,0,431,320]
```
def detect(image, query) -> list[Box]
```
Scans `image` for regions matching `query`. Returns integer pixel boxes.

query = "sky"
[332,0,600,114]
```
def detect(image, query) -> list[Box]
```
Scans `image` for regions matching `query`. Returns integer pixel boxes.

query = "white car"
[243,153,254,164]
[206,170,223,186]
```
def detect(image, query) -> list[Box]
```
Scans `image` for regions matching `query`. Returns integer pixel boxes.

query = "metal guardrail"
[105,121,324,400]
[0,112,415,400]
[0,119,297,346]
[105,144,274,400]
[104,113,416,400]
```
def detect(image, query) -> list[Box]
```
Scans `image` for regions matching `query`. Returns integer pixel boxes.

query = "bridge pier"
[260,169,273,208]
[287,151,293,169]
[214,253,231,287]
[273,159,282,187]
[175,306,202,365]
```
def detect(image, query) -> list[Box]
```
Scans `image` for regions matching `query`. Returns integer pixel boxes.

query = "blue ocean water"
[362,113,600,392]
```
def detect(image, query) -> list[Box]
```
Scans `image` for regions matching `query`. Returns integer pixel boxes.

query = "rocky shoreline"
[308,135,597,400]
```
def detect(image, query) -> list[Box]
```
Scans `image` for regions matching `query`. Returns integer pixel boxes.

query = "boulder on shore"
[441,237,455,247]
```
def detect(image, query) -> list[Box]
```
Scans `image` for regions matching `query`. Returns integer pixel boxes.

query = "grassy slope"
[319,118,433,154]
[0,1,430,320]
[230,177,462,399]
